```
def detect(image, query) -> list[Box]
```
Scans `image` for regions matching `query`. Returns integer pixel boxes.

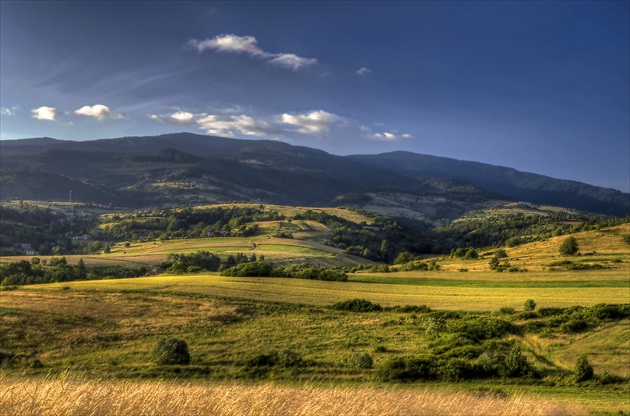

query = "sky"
[1,1,628,192]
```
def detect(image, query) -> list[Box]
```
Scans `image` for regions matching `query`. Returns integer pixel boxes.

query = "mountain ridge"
[1,133,627,217]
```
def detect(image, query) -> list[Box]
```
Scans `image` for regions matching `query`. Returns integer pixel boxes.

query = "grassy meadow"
[1,204,629,414]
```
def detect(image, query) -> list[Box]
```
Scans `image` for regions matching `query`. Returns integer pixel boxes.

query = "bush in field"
[332,299,382,312]
[537,307,564,317]
[476,350,505,377]
[574,355,593,382]
[497,307,516,315]
[220,261,273,277]
[559,318,588,333]
[501,345,531,378]
[494,249,508,258]
[523,299,536,312]
[598,370,624,385]
[464,247,479,259]
[275,264,347,281]
[437,358,475,381]
[424,316,446,338]
[446,317,514,342]
[588,303,630,320]
[559,236,579,255]
[276,350,305,368]
[393,252,415,264]
[378,356,438,381]
[153,338,190,365]
[348,352,374,369]
[506,237,523,247]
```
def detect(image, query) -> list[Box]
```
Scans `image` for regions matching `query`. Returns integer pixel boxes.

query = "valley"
[1,200,629,414]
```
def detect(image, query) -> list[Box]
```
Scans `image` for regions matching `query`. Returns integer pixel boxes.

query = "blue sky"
[1,1,628,192]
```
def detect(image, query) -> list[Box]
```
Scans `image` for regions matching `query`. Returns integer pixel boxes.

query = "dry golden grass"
[0,374,586,416]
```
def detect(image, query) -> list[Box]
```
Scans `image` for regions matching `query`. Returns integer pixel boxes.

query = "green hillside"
[1,202,629,414]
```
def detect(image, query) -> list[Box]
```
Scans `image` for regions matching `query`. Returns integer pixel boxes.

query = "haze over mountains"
[1,133,628,218]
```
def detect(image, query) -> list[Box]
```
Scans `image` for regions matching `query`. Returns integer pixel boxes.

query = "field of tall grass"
[26,270,629,310]
[0,373,586,416]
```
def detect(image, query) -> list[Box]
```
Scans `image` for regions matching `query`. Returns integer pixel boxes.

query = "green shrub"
[506,237,523,247]
[520,320,548,334]
[429,334,475,355]
[378,356,438,381]
[494,249,508,258]
[514,311,538,320]
[393,252,415,264]
[559,237,579,256]
[574,355,593,382]
[446,317,514,341]
[243,351,278,368]
[424,316,446,338]
[476,350,504,377]
[332,299,382,312]
[501,345,531,378]
[559,318,588,333]
[598,370,624,385]
[153,338,190,365]
[588,304,630,320]
[497,307,516,315]
[220,261,274,277]
[437,358,474,381]
[538,307,564,317]
[348,352,373,369]
[523,299,536,312]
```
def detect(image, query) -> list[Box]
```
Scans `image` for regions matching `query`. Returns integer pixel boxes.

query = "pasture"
[1,204,629,414]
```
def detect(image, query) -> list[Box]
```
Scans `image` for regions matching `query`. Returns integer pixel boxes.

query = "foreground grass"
[0,374,587,416]
[1,288,628,413]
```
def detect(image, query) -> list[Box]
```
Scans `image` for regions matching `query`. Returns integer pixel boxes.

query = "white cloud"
[187,34,318,70]
[31,106,60,121]
[74,104,126,121]
[356,67,371,76]
[197,114,274,137]
[281,110,345,135]
[150,111,196,126]
[170,111,195,123]
[268,54,318,71]
[1,106,18,116]
[149,107,409,145]
[372,131,412,141]
[188,34,263,55]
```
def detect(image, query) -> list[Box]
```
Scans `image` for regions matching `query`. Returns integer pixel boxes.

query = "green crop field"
[20,271,630,311]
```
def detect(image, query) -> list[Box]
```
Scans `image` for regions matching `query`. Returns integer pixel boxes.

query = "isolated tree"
[559,236,579,256]
[506,237,523,248]
[77,258,87,279]
[464,247,479,259]
[153,338,190,365]
[502,344,530,377]
[380,240,390,263]
[394,252,414,264]
[574,354,593,382]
